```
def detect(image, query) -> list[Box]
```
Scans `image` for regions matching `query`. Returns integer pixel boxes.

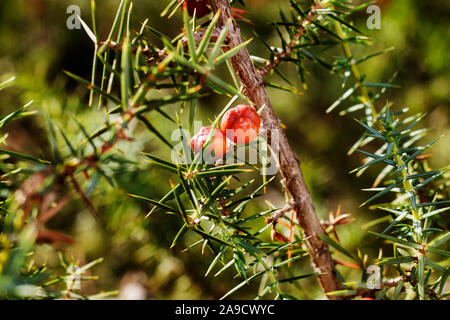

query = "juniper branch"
[258,4,320,78]
[210,0,342,299]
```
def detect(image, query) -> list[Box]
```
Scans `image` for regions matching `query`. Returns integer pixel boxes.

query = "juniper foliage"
[0,0,448,300]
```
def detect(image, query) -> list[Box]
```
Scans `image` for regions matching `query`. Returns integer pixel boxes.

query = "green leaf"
[208,19,232,66]
[375,287,387,300]
[425,246,450,257]
[214,39,252,66]
[376,256,415,265]
[318,233,358,262]
[64,70,121,105]
[363,82,400,89]
[265,82,303,95]
[418,200,450,208]
[171,179,189,225]
[72,116,97,154]
[142,153,178,170]
[171,224,189,248]
[146,184,184,218]
[137,115,173,149]
[160,0,180,18]
[177,165,199,211]
[0,148,52,164]
[428,232,450,248]
[236,208,277,226]
[0,101,34,129]
[417,253,425,300]
[360,182,402,207]
[214,259,235,277]
[201,177,231,214]
[192,228,235,248]
[407,170,443,180]
[392,281,403,300]
[233,249,247,279]
[369,231,422,249]
[277,273,321,284]
[197,10,221,56]
[354,118,386,140]
[310,20,343,41]
[182,6,197,62]
[220,269,266,300]
[45,113,63,164]
[121,36,131,109]
[326,289,357,297]
[414,172,445,192]
[406,137,441,163]
[235,237,264,255]
[355,47,394,65]
[57,125,78,157]
[78,257,104,273]
[350,156,395,174]
[299,48,333,70]
[78,14,97,43]
[381,211,408,235]
[195,168,253,178]
[134,92,203,115]
[0,76,15,91]
[423,257,446,273]
[438,268,449,296]
[146,160,178,174]
[205,247,226,277]
[326,14,362,35]
[338,103,364,116]
[128,193,180,214]
[421,207,450,219]
[107,0,129,40]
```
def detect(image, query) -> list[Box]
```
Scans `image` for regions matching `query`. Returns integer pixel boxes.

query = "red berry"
[191,126,227,160]
[220,104,261,144]
[178,0,211,18]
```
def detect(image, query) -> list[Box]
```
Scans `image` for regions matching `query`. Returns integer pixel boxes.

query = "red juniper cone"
[191,126,227,159]
[178,0,211,18]
[220,104,261,144]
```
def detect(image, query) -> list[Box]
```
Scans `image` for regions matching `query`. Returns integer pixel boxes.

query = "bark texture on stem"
[210,0,342,299]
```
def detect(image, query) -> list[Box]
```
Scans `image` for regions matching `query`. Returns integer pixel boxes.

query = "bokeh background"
[0,0,448,299]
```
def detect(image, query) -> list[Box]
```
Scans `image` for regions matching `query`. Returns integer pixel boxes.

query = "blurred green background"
[0,0,448,299]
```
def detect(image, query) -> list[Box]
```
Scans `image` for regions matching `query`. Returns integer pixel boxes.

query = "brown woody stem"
[210,0,342,299]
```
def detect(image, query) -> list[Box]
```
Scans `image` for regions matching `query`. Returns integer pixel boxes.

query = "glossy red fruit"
[220,104,261,144]
[191,126,227,160]
[178,0,211,18]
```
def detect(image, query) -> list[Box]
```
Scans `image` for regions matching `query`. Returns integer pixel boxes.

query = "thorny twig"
[266,203,294,223]
[258,4,321,78]
[210,0,343,299]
